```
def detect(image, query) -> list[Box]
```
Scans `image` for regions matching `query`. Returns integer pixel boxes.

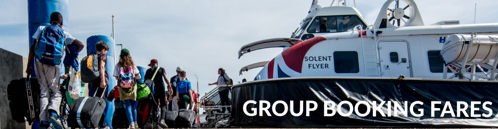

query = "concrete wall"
[0,48,27,129]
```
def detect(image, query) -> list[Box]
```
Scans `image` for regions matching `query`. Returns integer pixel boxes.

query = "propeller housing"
[374,0,424,28]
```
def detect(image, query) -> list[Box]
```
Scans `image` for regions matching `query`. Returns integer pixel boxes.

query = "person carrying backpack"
[175,70,194,110]
[91,41,109,98]
[25,12,84,129]
[208,68,232,113]
[144,59,172,128]
[170,66,187,111]
[113,48,141,129]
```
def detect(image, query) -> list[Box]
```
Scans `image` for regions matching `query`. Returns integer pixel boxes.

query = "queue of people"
[24,11,230,129]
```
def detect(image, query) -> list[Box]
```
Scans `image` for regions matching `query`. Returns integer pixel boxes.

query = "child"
[113,48,141,129]
[176,70,194,110]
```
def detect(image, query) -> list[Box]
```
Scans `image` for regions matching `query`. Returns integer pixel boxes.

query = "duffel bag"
[136,83,151,100]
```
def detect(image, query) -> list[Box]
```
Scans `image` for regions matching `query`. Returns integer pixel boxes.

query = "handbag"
[68,66,82,99]
[119,85,137,101]
[138,67,160,100]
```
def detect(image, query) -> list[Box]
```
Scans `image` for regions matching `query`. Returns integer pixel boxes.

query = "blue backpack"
[35,24,65,65]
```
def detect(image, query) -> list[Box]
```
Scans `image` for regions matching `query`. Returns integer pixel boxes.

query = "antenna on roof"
[474,3,477,24]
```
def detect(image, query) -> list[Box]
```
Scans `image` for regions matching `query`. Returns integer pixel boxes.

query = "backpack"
[35,24,66,65]
[221,73,232,85]
[119,66,135,88]
[81,54,100,83]
[145,67,161,88]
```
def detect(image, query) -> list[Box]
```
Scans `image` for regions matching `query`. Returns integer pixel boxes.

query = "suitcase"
[164,102,178,128]
[7,76,41,124]
[8,79,27,123]
[175,104,196,127]
[164,105,178,127]
[112,107,130,128]
[137,98,151,128]
[68,87,107,128]
[137,95,158,128]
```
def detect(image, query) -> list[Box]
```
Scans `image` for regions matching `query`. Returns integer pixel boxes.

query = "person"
[191,89,198,112]
[113,48,141,129]
[170,66,187,111]
[25,11,84,129]
[242,78,247,83]
[144,59,172,128]
[208,68,231,113]
[176,70,194,110]
[91,41,109,98]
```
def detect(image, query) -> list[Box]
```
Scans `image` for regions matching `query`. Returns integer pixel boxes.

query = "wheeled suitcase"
[175,104,196,127]
[164,105,178,127]
[8,79,27,123]
[68,87,107,128]
[112,101,129,128]
[137,94,158,128]
[137,98,151,128]
[112,107,130,128]
[7,75,41,124]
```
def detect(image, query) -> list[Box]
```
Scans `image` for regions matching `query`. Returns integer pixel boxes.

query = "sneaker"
[155,124,163,129]
[158,120,168,128]
[48,114,63,129]
[134,122,139,129]
[129,123,136,129]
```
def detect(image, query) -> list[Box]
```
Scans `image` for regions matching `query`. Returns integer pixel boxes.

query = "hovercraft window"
[292,18,312,39]
[390,52,399,63]
[334,51,359,73]
[307,15,366,33]
[428,50,445,73]
[427,50,466,73]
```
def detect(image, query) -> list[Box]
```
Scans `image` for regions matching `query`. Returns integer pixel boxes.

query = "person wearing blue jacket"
[176,70,194,109]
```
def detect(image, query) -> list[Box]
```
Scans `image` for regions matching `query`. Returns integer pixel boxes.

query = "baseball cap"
[120,48,130,56]
[148,59,158,66]
[176,66,184,72]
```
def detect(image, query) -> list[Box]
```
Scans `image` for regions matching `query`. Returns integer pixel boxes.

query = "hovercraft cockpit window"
[291,18,312,39]
[307,15,366,33]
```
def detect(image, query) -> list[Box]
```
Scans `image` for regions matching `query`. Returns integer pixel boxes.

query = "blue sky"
[1,0,497,95]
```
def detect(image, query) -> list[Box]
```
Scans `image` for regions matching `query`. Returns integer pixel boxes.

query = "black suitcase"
[7,76,41,124]
[8,79,27,123]
[68,87,107,128]
[175,104,196,127]
[138,95,158,129]
[164,107,177,127]
[112,107,130,128]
